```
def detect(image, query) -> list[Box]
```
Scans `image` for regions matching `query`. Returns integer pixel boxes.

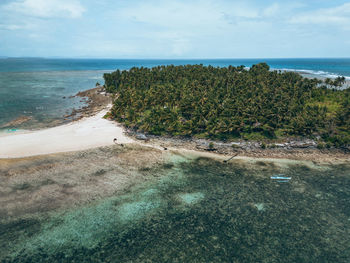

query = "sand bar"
[0,108,134,158]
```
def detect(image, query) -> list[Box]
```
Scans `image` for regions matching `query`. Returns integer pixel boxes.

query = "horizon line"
[1,56,350,60]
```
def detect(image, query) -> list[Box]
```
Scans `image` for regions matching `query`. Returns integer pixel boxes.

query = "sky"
[0,0,349,58]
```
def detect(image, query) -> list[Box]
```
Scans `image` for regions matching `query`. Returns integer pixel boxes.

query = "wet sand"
[0,144,166,221]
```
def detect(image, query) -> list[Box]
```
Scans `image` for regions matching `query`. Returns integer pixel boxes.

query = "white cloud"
[170,38,191,56]
[0,24,22,30]
[1,0,349,58]
[4,0,85,18]
[110,0,313,57]
[262,3,280,17]
[118,1,221,29]
[117,0,263,30]
[70,37,140,57]
[0,23,34,30]
[290,3,350,26]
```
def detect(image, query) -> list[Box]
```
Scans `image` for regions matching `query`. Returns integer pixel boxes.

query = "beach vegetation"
[104,64,350,147]
[317,142,326,149]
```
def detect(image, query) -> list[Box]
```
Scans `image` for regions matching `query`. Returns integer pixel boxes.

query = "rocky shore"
[0,86,112,131]
[63,86,112,121]
[126,131,350,163]
[0,116,32,129]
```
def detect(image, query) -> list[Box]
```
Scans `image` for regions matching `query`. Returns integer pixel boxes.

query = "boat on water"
[270,175,292,180]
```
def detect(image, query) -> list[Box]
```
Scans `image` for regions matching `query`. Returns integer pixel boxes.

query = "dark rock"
[136,133,148,141]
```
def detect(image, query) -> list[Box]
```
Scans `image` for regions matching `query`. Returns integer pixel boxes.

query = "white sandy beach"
[0,108,134,158]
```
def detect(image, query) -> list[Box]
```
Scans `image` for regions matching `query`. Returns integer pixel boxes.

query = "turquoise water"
[0,70,106,130]
[1,153,349,262]
[1,58,349,130]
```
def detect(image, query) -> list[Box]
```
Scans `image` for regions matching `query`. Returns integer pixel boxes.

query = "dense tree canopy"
[104,63,350,146]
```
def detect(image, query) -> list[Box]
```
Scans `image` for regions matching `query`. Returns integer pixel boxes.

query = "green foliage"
[324,76,346,89]
[317,142,326,149]
[104,64,350,147]
[103,112,112,119]
[209,142,214,150]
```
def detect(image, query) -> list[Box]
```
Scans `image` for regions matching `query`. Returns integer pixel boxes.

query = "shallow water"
[0,70,106,130]
[1,151,349,263]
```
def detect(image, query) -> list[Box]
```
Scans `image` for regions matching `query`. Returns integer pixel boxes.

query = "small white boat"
[270,175,292,180]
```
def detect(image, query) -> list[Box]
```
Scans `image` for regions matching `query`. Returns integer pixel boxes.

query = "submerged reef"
[1,146,350,262]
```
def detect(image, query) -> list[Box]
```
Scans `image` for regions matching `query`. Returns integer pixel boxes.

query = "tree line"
[103,63,350,147]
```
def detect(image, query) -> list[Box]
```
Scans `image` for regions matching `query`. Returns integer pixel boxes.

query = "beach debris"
[206,142,216,151]
[113,138,124,147]
[254,203,265,211]
[136,133,148,141]
[271,174,291,182]
[223,153,239,163]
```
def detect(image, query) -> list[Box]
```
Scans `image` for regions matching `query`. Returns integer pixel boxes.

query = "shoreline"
[138,135,350,165]
[1,85,349,163]
[0,85,112,134]
[65,86,113,121]
[1,107,348,163]
[0,107,134,159]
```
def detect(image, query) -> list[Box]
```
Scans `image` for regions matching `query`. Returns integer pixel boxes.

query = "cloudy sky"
[0,0,349,58]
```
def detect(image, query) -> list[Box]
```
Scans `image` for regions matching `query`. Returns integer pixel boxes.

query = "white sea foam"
[274,68,350,80]
[240,66,349,80]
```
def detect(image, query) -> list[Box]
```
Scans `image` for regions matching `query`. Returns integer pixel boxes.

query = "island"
[103,63,350,150]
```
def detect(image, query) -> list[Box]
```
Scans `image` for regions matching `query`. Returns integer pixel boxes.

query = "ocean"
[0,58,349,131]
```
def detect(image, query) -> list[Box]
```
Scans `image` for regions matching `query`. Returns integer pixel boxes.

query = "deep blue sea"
[0,58,349,131]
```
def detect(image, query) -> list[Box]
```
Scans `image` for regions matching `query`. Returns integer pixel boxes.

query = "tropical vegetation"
[104,63,350,146]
